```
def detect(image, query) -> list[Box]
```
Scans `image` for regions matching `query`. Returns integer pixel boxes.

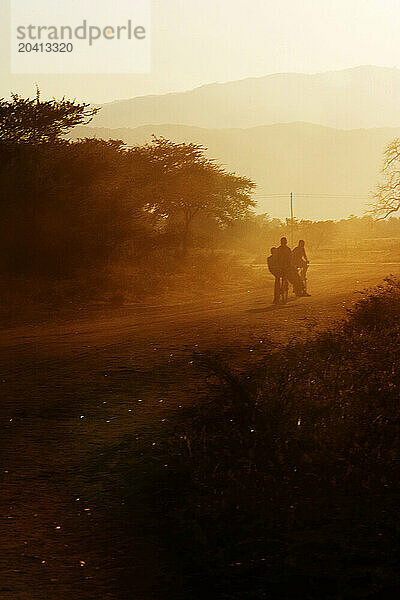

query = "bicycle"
[278,275,289,304]
[298,260,309,293]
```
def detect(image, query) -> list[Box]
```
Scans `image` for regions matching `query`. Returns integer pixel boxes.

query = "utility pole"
[290,192,294,248]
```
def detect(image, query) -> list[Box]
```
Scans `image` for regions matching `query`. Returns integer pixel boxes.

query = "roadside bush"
[346,276,400,331]
[96,280,400,599]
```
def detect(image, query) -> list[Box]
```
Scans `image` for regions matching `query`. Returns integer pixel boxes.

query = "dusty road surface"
[0,263,398,599]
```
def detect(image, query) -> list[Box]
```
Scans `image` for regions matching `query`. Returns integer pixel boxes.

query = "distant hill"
[92,66,400,131]
[69,121,400,220]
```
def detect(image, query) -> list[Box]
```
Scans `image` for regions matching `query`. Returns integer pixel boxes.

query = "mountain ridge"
[70,120,400,220]
[92,66,400,131]
[100,65,400,105]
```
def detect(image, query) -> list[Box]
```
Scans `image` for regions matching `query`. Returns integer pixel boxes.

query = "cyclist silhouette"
[267,247,283,304]
[271,237,310,300]
[292,240,310,294]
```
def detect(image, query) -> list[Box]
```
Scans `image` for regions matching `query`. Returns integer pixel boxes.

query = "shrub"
[89,280,400,599]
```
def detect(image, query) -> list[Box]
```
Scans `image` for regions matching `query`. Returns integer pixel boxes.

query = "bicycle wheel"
[300,262,309,291]
[281,278,289,303]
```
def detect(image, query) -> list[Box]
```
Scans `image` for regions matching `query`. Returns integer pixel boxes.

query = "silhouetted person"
[292,240,311,296]
[292,239,309,269]
[267,247,281,304]
[276,237,292,275]
[276,237,308,297]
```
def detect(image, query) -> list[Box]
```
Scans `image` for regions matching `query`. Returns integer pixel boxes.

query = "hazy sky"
[2,0,400,102]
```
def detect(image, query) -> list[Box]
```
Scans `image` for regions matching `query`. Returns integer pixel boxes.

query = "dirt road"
[0,263,397,599]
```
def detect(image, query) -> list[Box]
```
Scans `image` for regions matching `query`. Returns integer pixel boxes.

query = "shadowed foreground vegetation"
[89,279,400,599]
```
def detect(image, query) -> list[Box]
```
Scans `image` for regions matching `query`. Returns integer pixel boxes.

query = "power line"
[297,194,368,198]
[253,193,369,199]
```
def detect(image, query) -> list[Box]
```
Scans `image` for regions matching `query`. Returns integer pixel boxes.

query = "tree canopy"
[131,136,256,251]
[0,88,99,144]
[0,94,257,281]
[373,138,400,218]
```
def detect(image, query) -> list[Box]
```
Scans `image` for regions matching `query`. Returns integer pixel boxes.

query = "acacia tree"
[0,87,99,144]
[373,138,400,218]
[132,136,256,254]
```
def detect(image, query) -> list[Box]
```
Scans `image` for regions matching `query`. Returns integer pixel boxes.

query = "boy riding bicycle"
[267,238,310,304]
[292,240,310,292]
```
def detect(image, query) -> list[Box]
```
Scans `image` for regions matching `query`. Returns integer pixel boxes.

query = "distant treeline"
[225,213,400,258]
